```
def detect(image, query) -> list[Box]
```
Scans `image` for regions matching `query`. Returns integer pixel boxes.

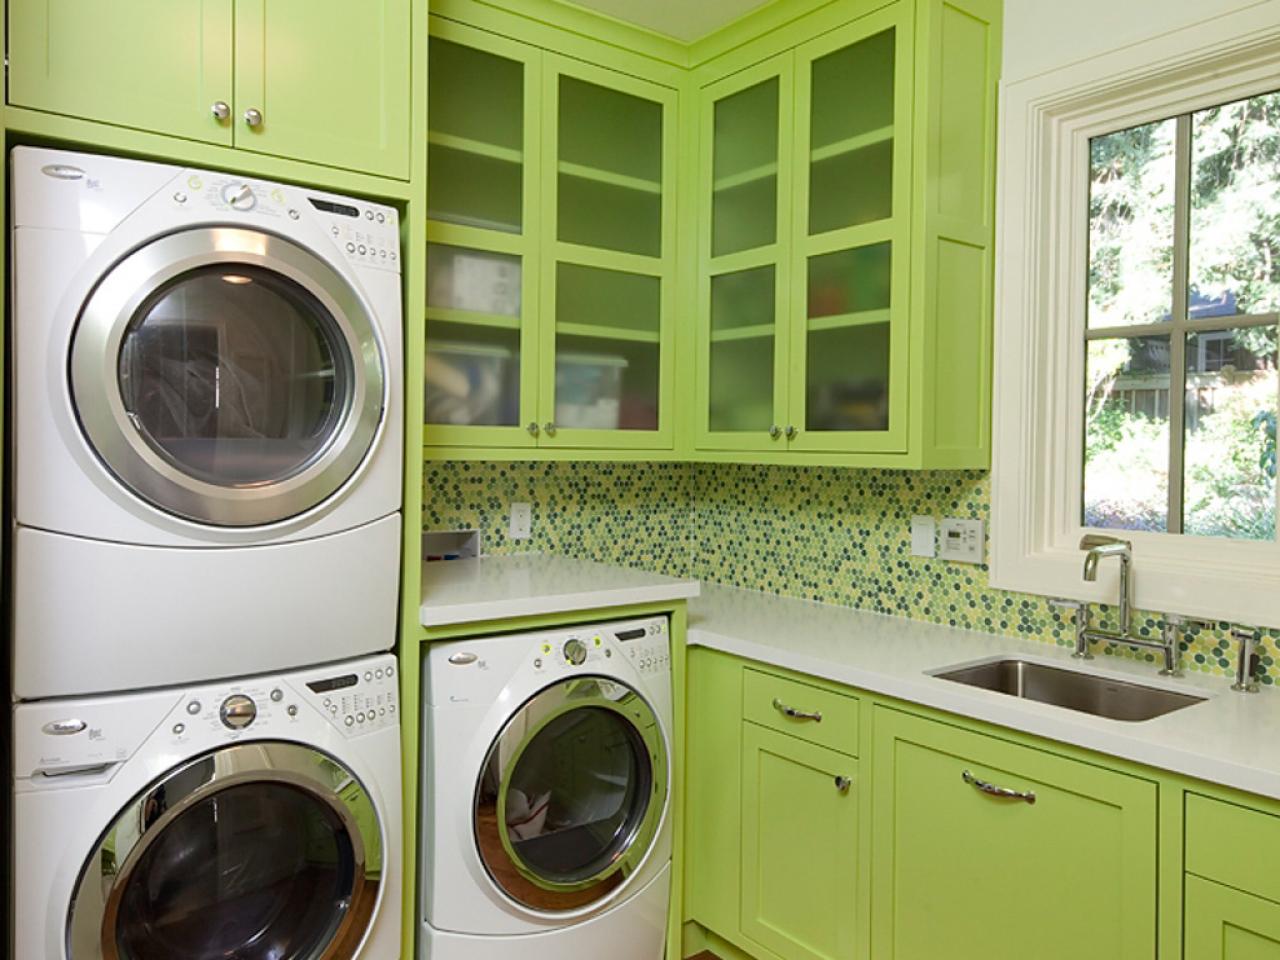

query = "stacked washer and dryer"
[8,148,405,959]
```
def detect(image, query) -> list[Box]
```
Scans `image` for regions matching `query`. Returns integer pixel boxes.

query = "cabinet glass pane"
[425,245,523,427]
[710,267,777,433]
[712,78,780,257]
[808,29,895,236]
[558,76,663,257]
[555,264,660,431]
[806,244,892,431]
[428,39,524,233]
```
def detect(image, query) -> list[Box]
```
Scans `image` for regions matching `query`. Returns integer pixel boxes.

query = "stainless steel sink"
[933,658,1206,722]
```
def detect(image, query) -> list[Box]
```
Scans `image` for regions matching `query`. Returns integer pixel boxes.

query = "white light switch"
[910,516,936,558]
[939,518,984,564]
[509,502,532,540]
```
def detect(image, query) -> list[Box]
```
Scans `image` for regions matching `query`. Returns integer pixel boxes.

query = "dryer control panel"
[612,618,671,678]
[526,616,670,678]
[300,657,399,736]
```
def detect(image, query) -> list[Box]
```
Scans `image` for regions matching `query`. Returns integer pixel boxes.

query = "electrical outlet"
[509,502,532,541]
[910,516,936,558]
[939,518,984,564]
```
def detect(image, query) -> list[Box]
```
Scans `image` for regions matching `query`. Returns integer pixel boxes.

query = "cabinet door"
[8,0,233,145]
[787,8,912,454]
[539,57,677,450]
[741,723,858,960]
[871,708,1157,960]
[233,0,410,178]
[422,25,541,448]
[696,56,794,452]
[1186,875,1280,960]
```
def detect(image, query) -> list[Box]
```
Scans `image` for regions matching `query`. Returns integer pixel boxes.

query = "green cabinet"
[741,724,859,960]
[1186,876,1280,960]
[694,0,1000,466]
[423,20,678,453]
[871,707,1157,960]
[7,0,410,178]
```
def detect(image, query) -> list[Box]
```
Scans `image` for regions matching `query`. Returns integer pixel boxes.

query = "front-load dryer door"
[474,675,669,913]
[67,741,384,960]
[70,226,385,527]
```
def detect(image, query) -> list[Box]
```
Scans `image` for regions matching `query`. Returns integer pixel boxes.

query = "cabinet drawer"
[1187,794,1280,904]
[743,667,858,755]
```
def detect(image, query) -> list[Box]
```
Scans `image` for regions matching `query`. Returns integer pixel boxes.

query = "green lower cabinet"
[741,723,858,960]
[1186,876,1280,960]
[870,707,1158,960]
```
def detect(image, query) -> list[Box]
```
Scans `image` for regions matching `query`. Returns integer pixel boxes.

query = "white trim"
[990,1,1280,627]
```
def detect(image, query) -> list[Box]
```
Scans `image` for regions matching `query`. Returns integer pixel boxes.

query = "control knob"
[563,638,588,666]
[221,182,257,212]
[220,694,257,730]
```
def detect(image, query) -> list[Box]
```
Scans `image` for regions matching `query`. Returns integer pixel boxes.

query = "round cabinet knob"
[563,638,588,666]
[785,425,798,439]
[769,425,782,439]
[543,422,557,437]
[210,100,231,122]
[220,694,258,730]
[221,182,256,212]
[527,422,540,436]
[244,107,264,128]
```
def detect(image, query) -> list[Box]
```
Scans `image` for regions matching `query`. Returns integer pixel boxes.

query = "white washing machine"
[9,147,404,699]
[420,615,673,960]
[12,652,403,960]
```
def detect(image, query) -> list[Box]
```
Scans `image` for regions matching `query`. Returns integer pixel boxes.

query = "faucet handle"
[1080,533,1133,551]
[1230,625,1262,694]
[1164,614,1214,631]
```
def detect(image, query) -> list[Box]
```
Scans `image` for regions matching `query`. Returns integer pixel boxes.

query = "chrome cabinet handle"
[772,697,822,722]
[834,775,852,793]
[785,425,797,439]
[210,100,231,121]
[769,425,782,439]
[962,769,1036,805]
[526,422,540,436]
[244,107,264,128]
[543,422,557,437]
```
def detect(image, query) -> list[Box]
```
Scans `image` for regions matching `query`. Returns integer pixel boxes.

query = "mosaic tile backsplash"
[423,460,1279,685]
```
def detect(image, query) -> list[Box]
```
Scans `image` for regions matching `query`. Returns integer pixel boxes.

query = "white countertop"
[420,554,700,627]
[689,583,1280,801]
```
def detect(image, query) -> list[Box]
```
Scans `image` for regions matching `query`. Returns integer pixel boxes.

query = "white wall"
[1002,0,1268,82]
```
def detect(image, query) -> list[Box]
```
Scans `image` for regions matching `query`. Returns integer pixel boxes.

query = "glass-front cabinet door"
[424,22,541,447]
[696,56,793,451]
[539,57,677,449]
[788,10,911,453]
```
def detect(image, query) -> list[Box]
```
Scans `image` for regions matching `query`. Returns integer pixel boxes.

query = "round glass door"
[68,743,383,960]
[474,676,668,912]
[71,227,385,527]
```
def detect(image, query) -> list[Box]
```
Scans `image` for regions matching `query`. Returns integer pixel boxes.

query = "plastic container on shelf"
[427,247,521,317]
[424,342,517,426]
[554,353,628,429]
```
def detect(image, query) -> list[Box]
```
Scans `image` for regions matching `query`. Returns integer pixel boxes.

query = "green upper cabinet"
[7,0,410,178]
[233,0,411,178]
[694,0,1001,467]
[423,23,678,454]
[8,0,234,146]
[871,708,1157,960]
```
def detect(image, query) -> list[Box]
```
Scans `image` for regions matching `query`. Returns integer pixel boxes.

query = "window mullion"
[1166,114,1193,536]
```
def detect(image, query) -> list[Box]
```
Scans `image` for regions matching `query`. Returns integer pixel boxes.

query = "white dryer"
[10,147,404,699]
[420,615,674,960]
[12,652,402,960]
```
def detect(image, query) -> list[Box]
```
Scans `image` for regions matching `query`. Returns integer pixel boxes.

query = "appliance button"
[288,208,300,220]
[379,707,386,716]
[173,192,187,204]
[386,665,395,677]
[357,245,367,255]
[563,638,588,666]
[365,210,374,220]
[331,226,340,236]
[356,712,366,724]
[186,701,202,715]
[329,704,338,713]
[345,715,354,727]
[390,252,397,261]
[42,719,87,736]
[172,722,185,735]
[533,658,542,668]
[270,688,283,702]
[376,211,386,223]
[346,242,356,253]
[287,704,299,717]
[375,668,384,679]
[364,671,373,681]
[389,704,397,713]
[219,694,257,730]
[448,652,478,666]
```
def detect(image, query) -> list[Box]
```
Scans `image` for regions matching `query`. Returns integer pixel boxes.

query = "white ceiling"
[567,0,777,42]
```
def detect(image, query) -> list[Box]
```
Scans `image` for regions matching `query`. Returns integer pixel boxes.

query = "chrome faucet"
[1231,626,1261,693]
[1068,535,1184,676]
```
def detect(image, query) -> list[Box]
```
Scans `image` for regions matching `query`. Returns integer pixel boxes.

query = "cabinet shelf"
[556,321,660,343]
[426,306,522,330]
[427,131,523,164]
[558,161,662,195]
[810,124,894,164]
[807,309,890,333]
[713,162,778,192]
[710,323,776,343]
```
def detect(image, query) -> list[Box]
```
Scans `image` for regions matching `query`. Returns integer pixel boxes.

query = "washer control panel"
[613,618,671,677]
[302,658,398,736]
[527,616,670,677]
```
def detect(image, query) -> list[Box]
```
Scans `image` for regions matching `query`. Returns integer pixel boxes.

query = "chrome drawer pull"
[772,697,822,722]
[962,769,1036,805]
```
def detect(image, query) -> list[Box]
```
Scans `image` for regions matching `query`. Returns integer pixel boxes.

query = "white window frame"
[990,2,1280,627]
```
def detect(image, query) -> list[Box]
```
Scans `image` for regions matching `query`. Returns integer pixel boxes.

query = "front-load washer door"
[70,226,385,527]
[67,741,384,960]
[474,676,669,913]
